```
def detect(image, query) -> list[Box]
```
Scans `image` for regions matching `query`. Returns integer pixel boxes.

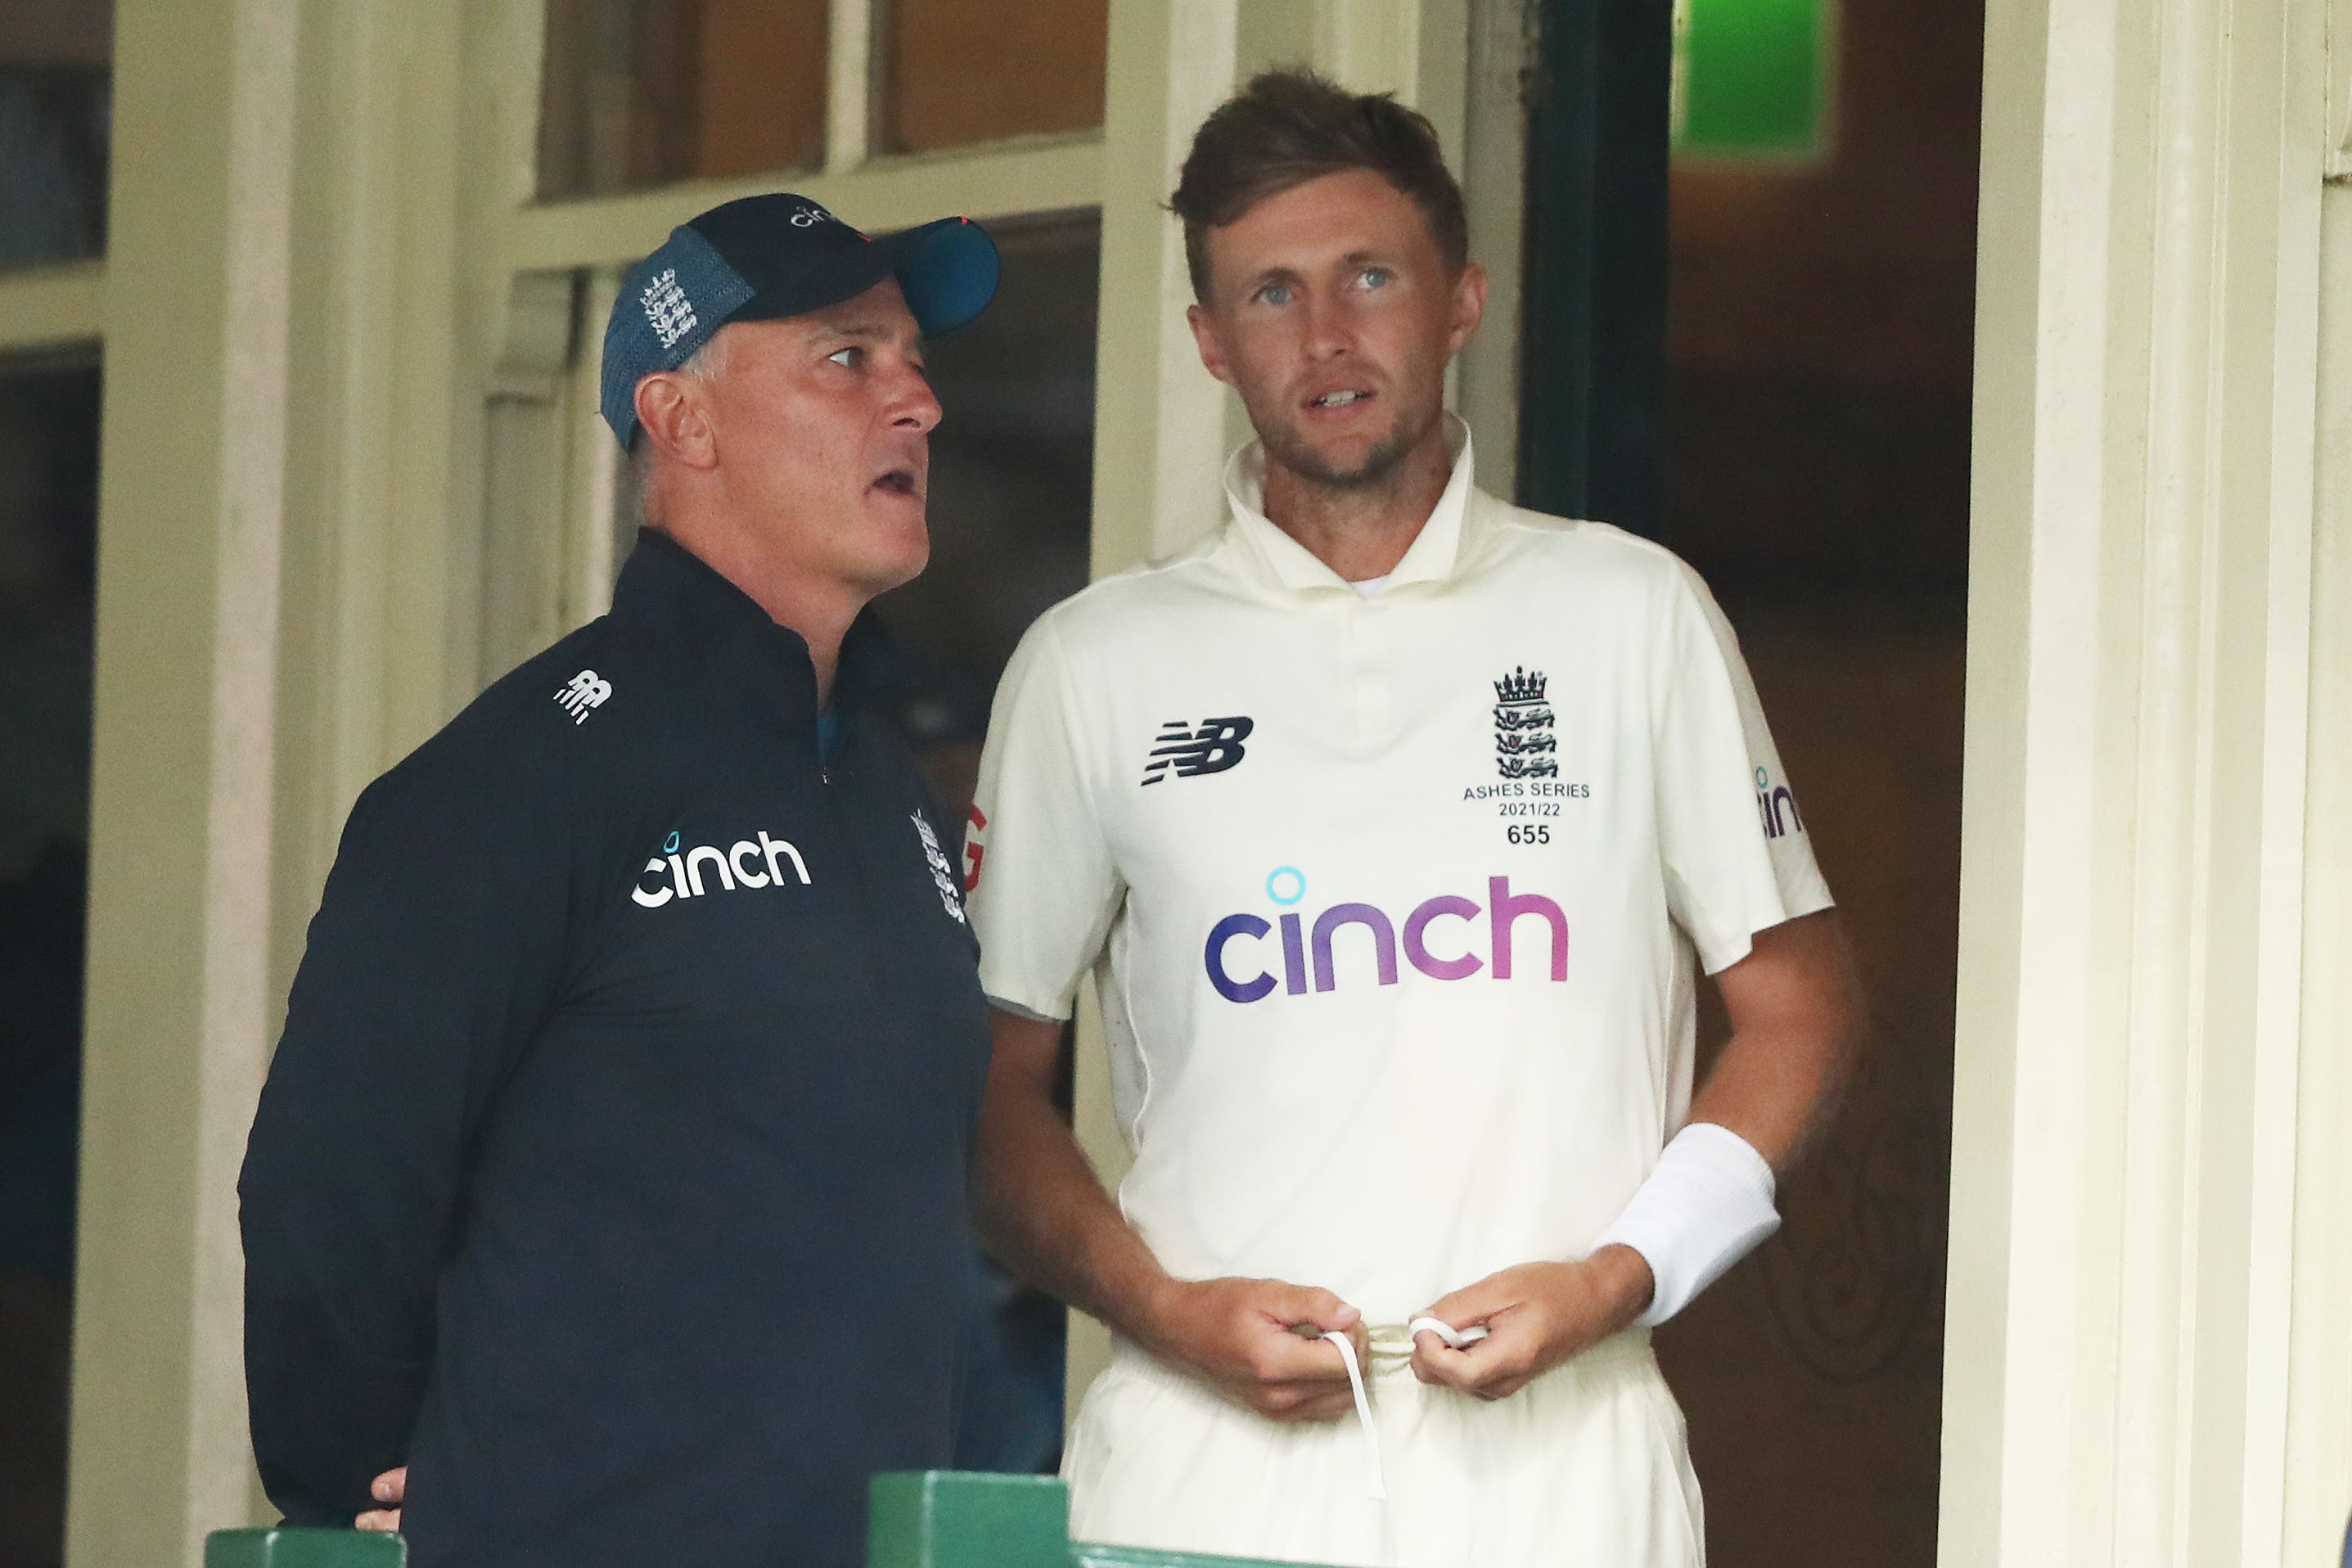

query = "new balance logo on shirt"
[1142,716,1254,785]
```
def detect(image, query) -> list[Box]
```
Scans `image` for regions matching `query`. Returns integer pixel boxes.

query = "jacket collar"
[1220,413,1482,595]
[606,528,891,733]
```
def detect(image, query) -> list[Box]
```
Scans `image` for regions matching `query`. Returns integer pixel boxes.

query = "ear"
[1444,261,1489,358]
[633,371,719,471]
[1187,302,1237,388]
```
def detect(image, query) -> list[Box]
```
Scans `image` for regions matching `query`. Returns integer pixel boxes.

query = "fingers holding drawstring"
[1410,1255,1652,1399]
[1138,1274,1369,1422]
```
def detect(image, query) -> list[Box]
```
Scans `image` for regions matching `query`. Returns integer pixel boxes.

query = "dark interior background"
[0,357,100,1568]
[0,12,111,1568]
[868,213,1101,1476]
[1643,2,1982,1564]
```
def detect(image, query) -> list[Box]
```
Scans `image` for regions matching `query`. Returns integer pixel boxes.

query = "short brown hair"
[1171,69,1469,302]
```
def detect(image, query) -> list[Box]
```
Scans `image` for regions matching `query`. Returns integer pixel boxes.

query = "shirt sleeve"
[964,613,1124,1022]
[237,752,570,1524]
[1651,561,1835,974]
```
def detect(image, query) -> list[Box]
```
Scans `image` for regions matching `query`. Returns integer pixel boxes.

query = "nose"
[887,358,943,435]
[1301,291,1355,362]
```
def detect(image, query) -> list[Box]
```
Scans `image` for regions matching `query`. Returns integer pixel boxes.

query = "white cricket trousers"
[1063,1327,1705,1567]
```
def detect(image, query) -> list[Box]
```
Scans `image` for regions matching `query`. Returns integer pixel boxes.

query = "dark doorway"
[1518,2,1980,1561]
[0,354,101,1568]
[869,212,1101,1475]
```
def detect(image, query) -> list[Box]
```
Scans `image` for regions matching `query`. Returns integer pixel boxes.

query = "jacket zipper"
[814,735,890,1001]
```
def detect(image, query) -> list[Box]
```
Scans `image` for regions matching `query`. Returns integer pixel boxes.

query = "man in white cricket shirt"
[966,71,1863,1567]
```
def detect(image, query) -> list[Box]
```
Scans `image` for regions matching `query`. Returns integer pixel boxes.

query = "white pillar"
[1946,0,2335,1561]
[70,0,525,1557]
[2282,166,2352,1568]
[68,0,296,1562]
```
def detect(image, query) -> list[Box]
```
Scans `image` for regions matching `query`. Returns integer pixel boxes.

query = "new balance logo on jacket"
[557,669,612,724]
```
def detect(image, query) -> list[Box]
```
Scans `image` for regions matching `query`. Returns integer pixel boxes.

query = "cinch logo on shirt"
[1755,765,1805,840]
[1142,716,1254,785]
[1204,870,1568,1003]
[632,828,811,907]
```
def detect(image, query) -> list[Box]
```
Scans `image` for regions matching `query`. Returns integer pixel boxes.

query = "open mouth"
[1304,388,1376,412]
[871,469,921,499]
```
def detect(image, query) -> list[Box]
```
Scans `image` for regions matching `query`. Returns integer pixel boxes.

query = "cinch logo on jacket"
[632,829,811,907]
[1204,871,1568,1003]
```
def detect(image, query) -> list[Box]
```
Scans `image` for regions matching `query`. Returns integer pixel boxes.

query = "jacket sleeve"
[238,751,573,1523]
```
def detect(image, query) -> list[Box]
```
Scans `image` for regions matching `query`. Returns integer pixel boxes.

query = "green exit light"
[1674,0,1827,156]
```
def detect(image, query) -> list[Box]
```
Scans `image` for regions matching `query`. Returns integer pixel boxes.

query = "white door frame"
[1943,0,2346,1561]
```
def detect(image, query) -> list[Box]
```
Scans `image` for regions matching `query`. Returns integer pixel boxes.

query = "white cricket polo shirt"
[966,419,1832,1323]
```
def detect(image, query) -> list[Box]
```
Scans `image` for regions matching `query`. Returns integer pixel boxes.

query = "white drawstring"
[1319,1318,1489,1501]
[1322,1331,1384,1499]
[1405,1315,1489,1350]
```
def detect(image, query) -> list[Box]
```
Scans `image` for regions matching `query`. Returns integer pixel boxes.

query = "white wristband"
[1592,1122,1781,1327]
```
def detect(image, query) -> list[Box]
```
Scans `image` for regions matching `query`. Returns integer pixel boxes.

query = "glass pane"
[0,352,101,1568]
[538,0,828,201]
[876,0,1106,156]
[0,7,114,269]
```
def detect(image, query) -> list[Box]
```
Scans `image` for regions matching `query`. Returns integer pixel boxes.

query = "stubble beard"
[1255,387,1443,496]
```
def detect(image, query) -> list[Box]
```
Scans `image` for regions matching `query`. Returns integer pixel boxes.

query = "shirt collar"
[608,528,895,735]
[1220,413,1481,594]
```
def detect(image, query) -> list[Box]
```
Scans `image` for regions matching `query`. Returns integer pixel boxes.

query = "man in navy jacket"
[239,193,1000,1568]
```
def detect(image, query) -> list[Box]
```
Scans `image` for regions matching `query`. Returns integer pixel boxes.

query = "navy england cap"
[601,191,1000,449]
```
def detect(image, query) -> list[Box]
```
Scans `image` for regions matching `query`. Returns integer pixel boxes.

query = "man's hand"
[1138,1276,1370,1422]
[975,1010,1367,1423]
[1409,1247,1654,1401]
[354,1467,404,1532]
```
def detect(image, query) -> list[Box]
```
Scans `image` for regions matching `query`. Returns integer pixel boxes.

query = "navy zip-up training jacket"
[240,529,993,1568]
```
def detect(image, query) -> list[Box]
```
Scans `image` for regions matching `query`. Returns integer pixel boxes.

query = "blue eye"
[1256,282,1292,306]
[1358,268,1391,290]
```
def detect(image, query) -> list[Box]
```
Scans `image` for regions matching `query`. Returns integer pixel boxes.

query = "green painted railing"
[871,1471,1325,1567]
[204,1471,1335,1568]
[204,1529,406,1567]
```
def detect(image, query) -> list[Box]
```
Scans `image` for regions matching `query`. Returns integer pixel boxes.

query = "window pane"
[876,0,1105,156]
[0,6,113,269]
[538,0,827,201]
